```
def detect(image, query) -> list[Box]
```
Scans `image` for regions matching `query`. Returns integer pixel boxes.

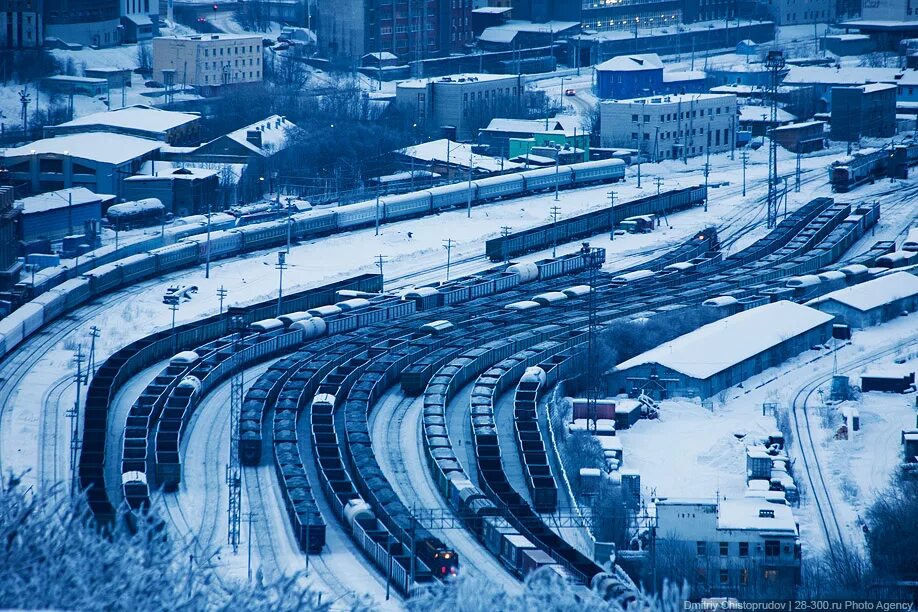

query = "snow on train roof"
[615,301,833,380]
[808,271,918,312]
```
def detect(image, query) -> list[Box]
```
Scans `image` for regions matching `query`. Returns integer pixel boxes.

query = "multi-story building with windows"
[0,0,42,47]
[121,0,159,42]
[43,0,120,46]
[655,498,801,598]
[600,92,737,160]
[395,73,523,141]
[152,34,263,89]
[317,0,472,66]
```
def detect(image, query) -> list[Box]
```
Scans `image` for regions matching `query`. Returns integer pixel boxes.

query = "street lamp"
[63,150,73,235]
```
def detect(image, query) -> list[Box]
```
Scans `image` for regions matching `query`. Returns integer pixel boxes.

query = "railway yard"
[1,139,917,607]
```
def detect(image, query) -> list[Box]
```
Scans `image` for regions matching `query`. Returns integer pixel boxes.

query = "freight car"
[485,186,706,261]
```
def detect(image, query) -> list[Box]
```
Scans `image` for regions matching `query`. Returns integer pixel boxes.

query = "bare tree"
[136,42,153,74]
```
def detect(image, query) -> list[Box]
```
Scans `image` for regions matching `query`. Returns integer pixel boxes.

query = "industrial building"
[1,133,162,198]
[43,0,120,46]
[44,105,202,145]
[478,117,589,159]
[15,187,113,242]
[122,166,219,217]
[595,53,706,100]
[771,121,826,153]
[182,115,297,163]
[830,83,898,141]
[781,66,901,112]
[152,34,263,89]
[0,0,43,47]
[655,497,800,598]
[120,0,158,42]
[316,0,472,65]
[755,0,833,25]
[808,272,918,329]
[607,301,834,399]
[0,186,22,290]
[395,73,524,142]
[599,93,737,161]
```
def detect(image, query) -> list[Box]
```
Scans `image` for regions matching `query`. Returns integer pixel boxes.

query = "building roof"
[43,75,107,84]
[717,497,798,533]
[473,6,512,13]
[155,33,261,41]
[772,120,826,132]
[126,166,217,181]
[52,105,200,134]
[478,28,517,44]
[809,272,918,312]
[782,66,902,86]
[614,301,833,380]
[663,70,706,82]
[3,133,163,165]
[484,116,585,137]
[739,105,797,123]
[224,115,296,156]
[398,73,517,88]
[398,139,521,172]
[16,187,109,214]
[363,51,398,61]
[602,92,735,106]
[596,53,664,72]
[860,82,898,93]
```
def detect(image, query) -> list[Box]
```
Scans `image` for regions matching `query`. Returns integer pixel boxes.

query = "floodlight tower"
[765,50,785,229]
[582,242,606,432]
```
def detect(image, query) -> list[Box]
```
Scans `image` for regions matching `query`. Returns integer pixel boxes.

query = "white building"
[655,497,800,598]
[152,34,263,88]
[759,0,834,25]
[121,0,159,41]
[600,93,737,161]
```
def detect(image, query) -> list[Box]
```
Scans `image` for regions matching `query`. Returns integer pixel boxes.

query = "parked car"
[564,88,576,96]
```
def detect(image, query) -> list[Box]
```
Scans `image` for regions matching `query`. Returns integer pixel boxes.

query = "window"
[631,114,638,121]
[720,569,729,585]
[719,542,728,556]
[205,48,209,57]
[643,114,650,122]
[764,540,780,557]
[739,542,749,557]
[764,569,778,581]
[631,132,638,140]
[696,541,705,556]
[643,133,650,140]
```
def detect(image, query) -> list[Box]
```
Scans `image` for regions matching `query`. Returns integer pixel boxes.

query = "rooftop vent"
[759,509,775,518]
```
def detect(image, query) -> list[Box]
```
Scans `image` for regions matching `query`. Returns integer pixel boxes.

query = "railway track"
[788,330,918,557]
[36,374,72,493]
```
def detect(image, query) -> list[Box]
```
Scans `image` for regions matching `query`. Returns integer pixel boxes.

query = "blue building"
[596,53,707,100]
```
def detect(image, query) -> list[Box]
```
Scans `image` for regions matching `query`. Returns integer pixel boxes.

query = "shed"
[607,301,834,399]
[15,187,113,242]
[614,400,641,429]
[903,430,918,463]
[861,372,915,394]
[808,272,918,328]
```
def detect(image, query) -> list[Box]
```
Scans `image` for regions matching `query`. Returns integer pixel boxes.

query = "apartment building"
[655,497,801,598]
[152,34,263,88]
[600,92,737,160]
[0,0,42,47]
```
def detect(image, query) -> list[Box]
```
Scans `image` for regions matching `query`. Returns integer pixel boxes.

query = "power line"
[442,238,455,281]
[375,254,388,287]
[217,285,228,320]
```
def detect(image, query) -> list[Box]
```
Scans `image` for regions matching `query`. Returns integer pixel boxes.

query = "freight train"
[829,141,918,192]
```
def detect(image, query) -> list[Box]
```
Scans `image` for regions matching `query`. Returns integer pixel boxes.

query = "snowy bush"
[0,476,326,611]
[407,566,689,612]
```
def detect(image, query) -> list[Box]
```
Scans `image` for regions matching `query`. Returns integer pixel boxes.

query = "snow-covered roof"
[125,166,217,181]
[596,53,664,72]
[484,116,585,137]
[487,19,578,33]
[43,75,107,84]
[363,51,398,61]
[782,66,901,86]
[107,198,165,216]
[398,139,521,172]
[16,187,111,214]
[478,28,517,44]
[808,272,918,312]
[52,105,200,133]
[398,73,516,88]
[861,82,898,93]
[225,115,296,155]
[739,105,797,123]
[157,33,261,41]
[772,120,825,132]
[3,133,162,165]
[717,497,798,534]
[474,5,511,12]
[615,301,833,380]
[604,92,735,106]
[663,70,706,82]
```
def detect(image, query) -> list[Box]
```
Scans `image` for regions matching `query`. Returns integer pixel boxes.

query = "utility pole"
[375,254,387,288]
[68,344,84,495]
[554,145,561,201]
[765,50,785,229]
[500,226,512,263]
[467,149,473,218]
[87,326,100,379]
[442,238,454,281]
[244,511,256,581]
[740,150,749,197]
[703,161,711,212]
[226,316,244,553]
[205,199,212,279]
[637,101,645,188]
[375,191,382,236]
[608,191,615,240]
[550,206,561,257]
[654,176,663,196]
[217,286,228,320]
[275,251,287,317]
[795,142,802,192]
[165,296,180,353]
[285,197,293,253]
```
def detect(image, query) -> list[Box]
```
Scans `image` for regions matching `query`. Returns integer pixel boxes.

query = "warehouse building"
[607,301,834,399]
[808,272,918,328]
[1,133,162,198]
[0,186,22,290]
[45,105,202,145]
[122,165,219,217]
[655,497,800,598]
[600,93,737,161]
[830,83,898,141]
[15,187,114,242]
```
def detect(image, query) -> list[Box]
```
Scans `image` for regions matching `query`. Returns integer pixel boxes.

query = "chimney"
[246,129,263,149]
